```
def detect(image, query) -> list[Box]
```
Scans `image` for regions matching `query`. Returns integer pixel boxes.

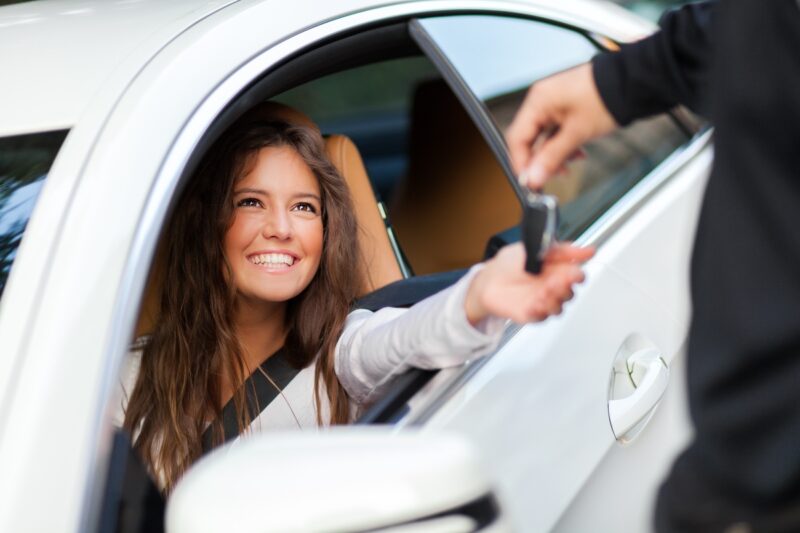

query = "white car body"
[0,1,710,532]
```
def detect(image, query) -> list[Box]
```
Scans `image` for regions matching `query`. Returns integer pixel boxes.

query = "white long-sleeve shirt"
[116,266,506,432]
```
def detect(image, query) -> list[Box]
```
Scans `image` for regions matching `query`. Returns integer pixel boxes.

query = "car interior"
[103,14,701,532]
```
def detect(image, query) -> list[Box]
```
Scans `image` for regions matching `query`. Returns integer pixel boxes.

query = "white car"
[0,0,712,532]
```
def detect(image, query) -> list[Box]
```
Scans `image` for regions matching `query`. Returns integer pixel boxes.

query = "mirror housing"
[166,428,509,533]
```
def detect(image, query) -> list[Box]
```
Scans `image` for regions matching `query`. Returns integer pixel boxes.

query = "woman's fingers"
[471,241,593,325]
[513,263,582,322]
[544,243,595,264]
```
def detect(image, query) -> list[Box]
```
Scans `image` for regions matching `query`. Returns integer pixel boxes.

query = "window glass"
[417,15,689,240]
[0,130,68,300]
[420,16,597,110]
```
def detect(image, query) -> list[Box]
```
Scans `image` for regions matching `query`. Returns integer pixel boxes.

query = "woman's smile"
[247,250,300,271]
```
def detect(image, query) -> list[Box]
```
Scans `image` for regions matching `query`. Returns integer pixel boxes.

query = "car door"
[399,13,712,532]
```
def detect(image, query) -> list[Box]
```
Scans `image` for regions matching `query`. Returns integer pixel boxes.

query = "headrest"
[325,134,403,294]
[244,102,320,132]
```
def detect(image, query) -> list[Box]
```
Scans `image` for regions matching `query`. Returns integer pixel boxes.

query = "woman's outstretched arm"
[335,242,593,405]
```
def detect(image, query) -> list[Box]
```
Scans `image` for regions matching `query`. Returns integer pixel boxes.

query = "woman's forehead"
[236,145,320,195]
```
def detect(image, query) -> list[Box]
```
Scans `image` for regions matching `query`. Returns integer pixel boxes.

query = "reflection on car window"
[0,130,67,300]
[418,15,691,241]
[420,15,597,108]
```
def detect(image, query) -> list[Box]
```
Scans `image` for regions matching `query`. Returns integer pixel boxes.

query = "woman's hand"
[464,242,594,326]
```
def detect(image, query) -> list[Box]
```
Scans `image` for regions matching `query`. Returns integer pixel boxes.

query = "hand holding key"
[464,241,594,325]
[506,63,617,189]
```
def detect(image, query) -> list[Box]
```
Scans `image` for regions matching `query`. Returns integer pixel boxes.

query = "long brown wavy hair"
[124,119,362,492]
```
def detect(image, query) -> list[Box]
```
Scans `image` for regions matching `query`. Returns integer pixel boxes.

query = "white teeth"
[251,253,295,266]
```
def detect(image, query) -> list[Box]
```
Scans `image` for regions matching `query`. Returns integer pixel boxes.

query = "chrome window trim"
[400,128,713,426]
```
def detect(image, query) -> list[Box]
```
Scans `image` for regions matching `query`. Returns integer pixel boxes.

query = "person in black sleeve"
[506,1,800,531]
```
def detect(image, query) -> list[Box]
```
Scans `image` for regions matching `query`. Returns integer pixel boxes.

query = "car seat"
[389,79,582,275]
[389,79,522,275]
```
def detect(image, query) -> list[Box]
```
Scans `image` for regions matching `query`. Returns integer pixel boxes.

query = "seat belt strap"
[201,347,300,453]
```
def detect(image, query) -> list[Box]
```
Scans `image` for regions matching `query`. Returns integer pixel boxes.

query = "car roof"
[0,0,236,137]
[0,0,649,138]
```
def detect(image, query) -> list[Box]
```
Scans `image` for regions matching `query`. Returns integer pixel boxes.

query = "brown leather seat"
[324,133,404,293]
[389,79,580,275]
[135,103,402,337]
[389,80,522,275]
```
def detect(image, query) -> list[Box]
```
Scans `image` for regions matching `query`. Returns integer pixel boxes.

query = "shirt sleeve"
[334,265,506,405]
[592,1,715,125]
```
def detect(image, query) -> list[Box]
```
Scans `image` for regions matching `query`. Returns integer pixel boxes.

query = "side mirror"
[166,428,510,533]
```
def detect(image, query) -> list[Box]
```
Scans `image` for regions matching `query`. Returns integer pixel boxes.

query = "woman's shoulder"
[129,335,150,353]
[112,337,147,428]
[124,336,147,384]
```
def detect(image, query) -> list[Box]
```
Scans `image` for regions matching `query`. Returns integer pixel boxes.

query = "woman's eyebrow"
[232,188,321,203]
[233,187,267,196]
[292,192,322,203]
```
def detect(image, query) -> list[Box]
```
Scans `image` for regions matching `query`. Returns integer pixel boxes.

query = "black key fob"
[521,191,558,274]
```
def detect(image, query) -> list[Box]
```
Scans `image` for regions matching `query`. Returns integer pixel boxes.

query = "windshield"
[0,130,68,301]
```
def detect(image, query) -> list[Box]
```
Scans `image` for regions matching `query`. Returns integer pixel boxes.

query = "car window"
[0,130,68,301]
[416,14,690,240]
[275,54,521,276]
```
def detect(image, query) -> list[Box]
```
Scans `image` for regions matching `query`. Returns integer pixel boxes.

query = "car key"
[521,190,558,274]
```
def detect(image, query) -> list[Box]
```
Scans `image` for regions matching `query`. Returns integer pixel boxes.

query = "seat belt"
[201,347,300,453]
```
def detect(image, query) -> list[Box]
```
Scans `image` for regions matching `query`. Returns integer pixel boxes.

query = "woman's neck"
[233,298,287,372]
[216,298,287,409]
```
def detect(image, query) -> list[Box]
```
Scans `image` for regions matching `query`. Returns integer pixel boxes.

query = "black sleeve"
[591,2,715,125]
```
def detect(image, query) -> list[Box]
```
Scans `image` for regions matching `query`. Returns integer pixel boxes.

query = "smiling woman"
[121,121,364,491]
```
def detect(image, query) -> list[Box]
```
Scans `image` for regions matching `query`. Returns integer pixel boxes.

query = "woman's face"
[224,145,324,308]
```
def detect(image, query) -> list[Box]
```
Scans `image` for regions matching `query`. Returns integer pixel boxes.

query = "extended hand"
[506,63,617,189]
[464,242,594,325]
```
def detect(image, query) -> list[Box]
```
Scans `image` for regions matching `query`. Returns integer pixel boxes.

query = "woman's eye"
[236,197,262,208]
[292,202,318,214]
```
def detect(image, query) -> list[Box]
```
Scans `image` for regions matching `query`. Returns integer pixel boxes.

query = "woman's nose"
[262,210,292,240]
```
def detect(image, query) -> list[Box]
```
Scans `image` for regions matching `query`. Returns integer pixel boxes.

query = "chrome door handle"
[608,349,669,439]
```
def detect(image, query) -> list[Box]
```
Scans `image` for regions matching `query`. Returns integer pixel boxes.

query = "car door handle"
[608,349,669,439]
